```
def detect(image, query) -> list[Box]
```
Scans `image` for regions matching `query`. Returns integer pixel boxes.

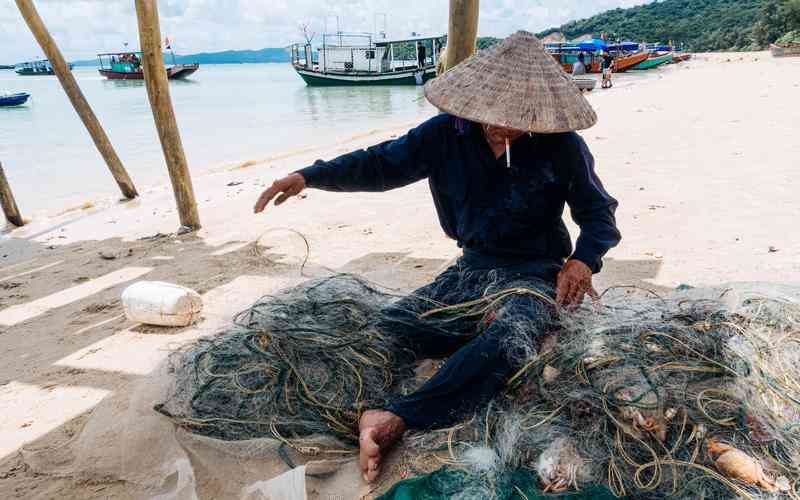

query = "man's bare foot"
[358,409,406,482]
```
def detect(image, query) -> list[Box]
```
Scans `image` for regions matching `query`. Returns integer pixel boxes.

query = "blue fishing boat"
[0,92,30,107]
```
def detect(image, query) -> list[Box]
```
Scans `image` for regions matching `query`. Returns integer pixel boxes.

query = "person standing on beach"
[572,52,587,76]
[601,51,615,88]
[254,31,620,482]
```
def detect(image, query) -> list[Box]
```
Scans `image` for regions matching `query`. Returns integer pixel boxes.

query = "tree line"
[536,0,800,52]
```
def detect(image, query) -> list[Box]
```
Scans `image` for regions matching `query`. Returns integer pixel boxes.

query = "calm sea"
[0,64,435,213]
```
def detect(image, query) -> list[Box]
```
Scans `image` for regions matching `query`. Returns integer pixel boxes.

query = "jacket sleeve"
[564,135,622,273]
[296,117,443,192]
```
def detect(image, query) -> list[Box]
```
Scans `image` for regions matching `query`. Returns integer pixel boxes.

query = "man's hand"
[555,259,598,307]
[253,173,306,213]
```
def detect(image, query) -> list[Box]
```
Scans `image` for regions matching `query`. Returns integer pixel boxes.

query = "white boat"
[290,33,445,86]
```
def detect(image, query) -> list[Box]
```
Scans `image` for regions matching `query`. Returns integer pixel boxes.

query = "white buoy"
[121,281,202,327]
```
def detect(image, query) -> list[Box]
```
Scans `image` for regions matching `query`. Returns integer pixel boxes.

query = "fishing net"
[154,271,800,499]
[408,283,800,499]
[154,274,413,449]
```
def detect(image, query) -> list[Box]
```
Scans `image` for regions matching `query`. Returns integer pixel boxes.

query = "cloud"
[2,0,651,63]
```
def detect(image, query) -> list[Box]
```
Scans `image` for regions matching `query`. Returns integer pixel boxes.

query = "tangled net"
[410,284,800,499]
[155,275,418,451]
[157,273,800,499]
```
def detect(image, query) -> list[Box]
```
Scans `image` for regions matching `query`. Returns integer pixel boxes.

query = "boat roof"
[98,52,142,56]
[374,35,445,46]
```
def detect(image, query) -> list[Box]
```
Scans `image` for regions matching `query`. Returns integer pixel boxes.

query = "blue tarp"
[608,41,640,52]
[576,38,608,51]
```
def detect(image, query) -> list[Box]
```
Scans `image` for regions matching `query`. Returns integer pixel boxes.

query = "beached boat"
[15,60,73,76]
[0,92,30,107]
[572,77,596,92]
[613,51,650,72]
[546,40,607,73]
[770,44,800,57]
[290,34,444,86]
[97,52,199,80]
[672,53,692,63]
[631,52,673,70]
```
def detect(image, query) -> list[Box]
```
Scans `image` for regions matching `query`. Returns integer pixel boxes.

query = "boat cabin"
[97,51,199,81]
[290,33,445,86]
[98,52,143,73]
[15,59,71,76]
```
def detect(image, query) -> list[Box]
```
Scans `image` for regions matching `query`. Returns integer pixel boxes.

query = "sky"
[2,0,651,62]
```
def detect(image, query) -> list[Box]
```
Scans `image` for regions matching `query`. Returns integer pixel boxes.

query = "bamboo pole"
[0,162,24,227]
[14,0,138,200]
[444,0,480,71]
[134,0,201,230]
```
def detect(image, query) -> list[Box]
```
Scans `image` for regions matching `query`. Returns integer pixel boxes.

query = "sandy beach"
[1,51,799,498]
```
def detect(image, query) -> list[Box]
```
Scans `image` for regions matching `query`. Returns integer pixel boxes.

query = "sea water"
[0,64,435,213]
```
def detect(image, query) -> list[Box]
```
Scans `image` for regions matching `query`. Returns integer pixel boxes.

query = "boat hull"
[99,63,199,80]
[771,44,800,57]
[613,52,649,72]
[572,77,596,92]
[295,67,437,86]
[672,53,692,63]
[15,63,73,76]
[631,52,673,70]
[0,93,30,107]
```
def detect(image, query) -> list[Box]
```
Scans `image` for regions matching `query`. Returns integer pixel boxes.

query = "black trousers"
[382,257,558,429]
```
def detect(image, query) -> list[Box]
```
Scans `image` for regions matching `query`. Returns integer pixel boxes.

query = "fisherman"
[254,31,620,482]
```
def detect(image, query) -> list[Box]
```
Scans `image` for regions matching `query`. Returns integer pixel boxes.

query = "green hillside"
[538,0,800,51]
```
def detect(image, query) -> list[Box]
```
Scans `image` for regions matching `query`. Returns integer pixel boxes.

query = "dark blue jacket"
[299,114,621,274]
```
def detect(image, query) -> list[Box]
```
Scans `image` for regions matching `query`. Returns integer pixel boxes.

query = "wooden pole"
[135,0,201,230]
[444,0,480,71]
[14,0,138,200]
[0,162,24,227]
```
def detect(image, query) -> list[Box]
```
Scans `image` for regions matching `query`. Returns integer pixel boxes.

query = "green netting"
[378,467,616,500]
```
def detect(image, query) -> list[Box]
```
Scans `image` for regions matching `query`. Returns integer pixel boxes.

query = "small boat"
[545,41,605,73]
[290,34,444,86]
[770,43,800,58]
[97,52,199,80]
[572,77,596,92]
[0,92,30,107]
[672,53,692,63]
[15,59,73,76]
[631,52,673,70]
[613,51,650,72]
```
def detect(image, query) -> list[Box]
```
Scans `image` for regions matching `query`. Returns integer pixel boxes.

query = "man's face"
[482,124,526,145]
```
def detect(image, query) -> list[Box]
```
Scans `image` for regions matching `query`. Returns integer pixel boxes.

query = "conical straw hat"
[424,31,597,133]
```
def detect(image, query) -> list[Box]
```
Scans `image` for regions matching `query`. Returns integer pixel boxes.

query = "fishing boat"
[672,53,692,63]
[15,59,73,76]
[97,52,199,80]
[770,43,800,57]
[613,51,650,72]
[631,52,674,70]
[0,92,30,107]
[290,33,444,86]
[546,39,607,73]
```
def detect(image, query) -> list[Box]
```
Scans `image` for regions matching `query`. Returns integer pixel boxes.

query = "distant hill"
[71,47,290,66]
[538,0,800,52]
